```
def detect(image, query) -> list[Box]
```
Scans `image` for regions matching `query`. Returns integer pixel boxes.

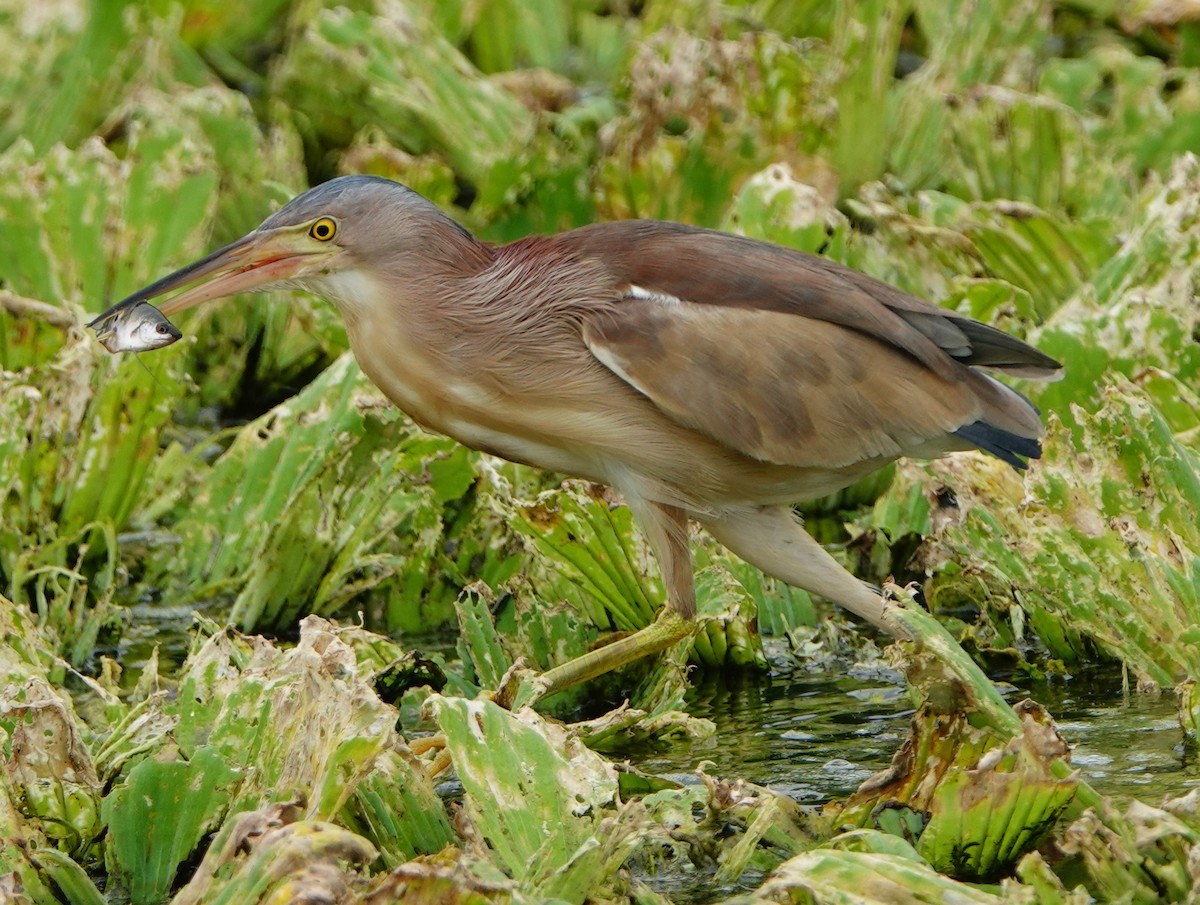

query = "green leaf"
[31,849,106,905]
[433,696,636,904]
[102,747,239,905]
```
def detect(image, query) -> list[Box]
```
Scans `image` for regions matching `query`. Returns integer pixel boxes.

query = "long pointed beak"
[88,229,340,327]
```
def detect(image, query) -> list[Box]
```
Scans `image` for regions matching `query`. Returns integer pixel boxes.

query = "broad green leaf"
[102,747,238,905]
[433,696,637,904]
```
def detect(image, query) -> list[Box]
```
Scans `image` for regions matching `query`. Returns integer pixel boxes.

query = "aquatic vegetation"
[3,0,1200,902]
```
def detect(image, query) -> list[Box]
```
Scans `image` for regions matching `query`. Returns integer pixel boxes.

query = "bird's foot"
[879,581,922,641]
[492,608,695,710]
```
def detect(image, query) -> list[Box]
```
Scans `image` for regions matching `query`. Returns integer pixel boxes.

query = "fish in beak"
[88,302,182,353]
[87,225,346,342]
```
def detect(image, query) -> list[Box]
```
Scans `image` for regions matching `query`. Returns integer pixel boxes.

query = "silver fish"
[88,303,182,354]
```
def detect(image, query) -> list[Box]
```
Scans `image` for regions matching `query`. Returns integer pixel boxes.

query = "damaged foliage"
[3,0,1200,902]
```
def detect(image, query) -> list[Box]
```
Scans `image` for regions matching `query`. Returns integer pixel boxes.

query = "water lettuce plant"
[3,0,1200,902]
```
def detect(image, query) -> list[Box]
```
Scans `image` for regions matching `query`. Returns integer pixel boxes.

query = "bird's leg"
[699,505,913,640]
[528,607,694,700]
[513,501,697,704]
[628,499,696,619]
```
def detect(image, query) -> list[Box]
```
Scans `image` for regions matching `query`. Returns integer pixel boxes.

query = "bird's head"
[99,175,479,322]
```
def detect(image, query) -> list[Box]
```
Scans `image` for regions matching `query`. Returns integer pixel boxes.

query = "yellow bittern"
[93,176,1060,697]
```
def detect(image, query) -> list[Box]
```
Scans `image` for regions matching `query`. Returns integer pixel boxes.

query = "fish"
[88,302,182,354]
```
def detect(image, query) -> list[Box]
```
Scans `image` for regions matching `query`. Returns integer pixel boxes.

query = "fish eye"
[156,324,169,334]
[310,217,337,241]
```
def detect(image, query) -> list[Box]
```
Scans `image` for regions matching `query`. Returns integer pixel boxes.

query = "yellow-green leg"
[495,607,694,709]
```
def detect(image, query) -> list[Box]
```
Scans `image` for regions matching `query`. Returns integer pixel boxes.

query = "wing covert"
[583,294,994,470]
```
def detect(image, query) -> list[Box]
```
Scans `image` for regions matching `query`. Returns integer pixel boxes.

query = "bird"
[94,175,1061,698]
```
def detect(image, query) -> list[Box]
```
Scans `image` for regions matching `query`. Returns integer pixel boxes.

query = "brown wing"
[567,222,1054,470]
[568,221,1061,379]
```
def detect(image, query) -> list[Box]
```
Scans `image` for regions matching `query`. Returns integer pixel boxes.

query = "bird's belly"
[439,412,609,479]
[350,338,883,511]
[353,354,608,477]
[432,393,881,512]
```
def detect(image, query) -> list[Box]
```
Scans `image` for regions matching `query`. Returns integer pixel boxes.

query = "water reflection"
[633,655,1200,804]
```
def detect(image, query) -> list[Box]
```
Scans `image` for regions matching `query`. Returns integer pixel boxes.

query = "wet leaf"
[29,849,105,905]
[273,5,533,215]
[750,848,1007,904]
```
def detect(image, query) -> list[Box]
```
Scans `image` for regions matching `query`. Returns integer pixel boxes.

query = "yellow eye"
[309,217,337,241]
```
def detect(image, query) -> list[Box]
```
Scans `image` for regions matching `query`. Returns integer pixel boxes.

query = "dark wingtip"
[953,421,1042,470]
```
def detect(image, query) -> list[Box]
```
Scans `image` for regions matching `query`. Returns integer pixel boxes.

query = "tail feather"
[953,420,1043,470]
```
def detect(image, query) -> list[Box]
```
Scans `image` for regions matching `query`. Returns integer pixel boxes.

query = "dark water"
[118,615,1198,805]
[628,650,1199,902]
[633,648,1200,805]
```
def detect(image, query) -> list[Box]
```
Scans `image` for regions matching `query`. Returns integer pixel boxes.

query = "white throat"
[306,268,391,323]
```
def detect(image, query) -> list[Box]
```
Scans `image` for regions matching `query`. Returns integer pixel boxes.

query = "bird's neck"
[322,219,495,327]
[334,232,616,462]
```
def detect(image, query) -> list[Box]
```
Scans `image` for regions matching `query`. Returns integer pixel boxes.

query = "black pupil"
[156,324,167,333]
